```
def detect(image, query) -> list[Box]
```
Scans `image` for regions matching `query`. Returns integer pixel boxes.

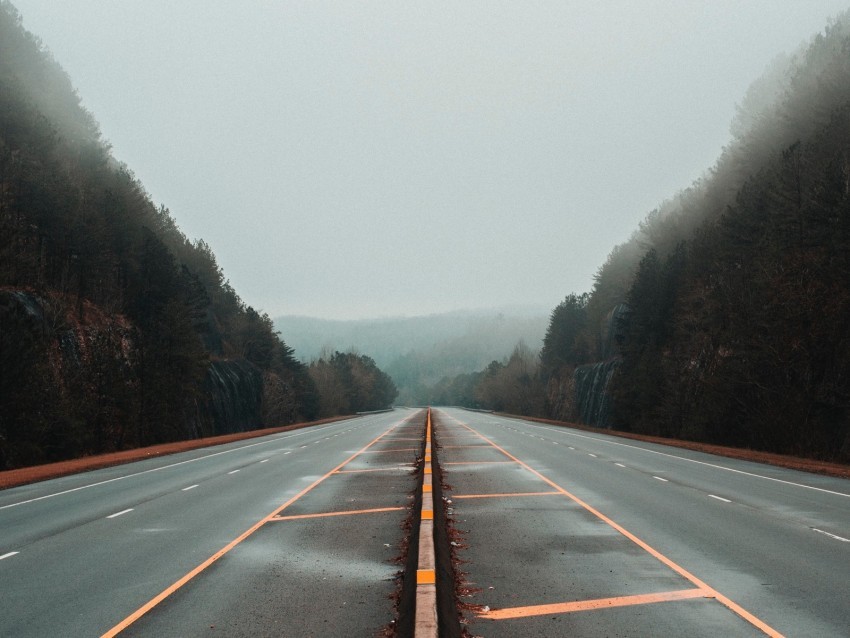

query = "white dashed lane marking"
[106,508,133,519]
[812,528,850,542]
[523,421,850,498]
[0,421,353,512]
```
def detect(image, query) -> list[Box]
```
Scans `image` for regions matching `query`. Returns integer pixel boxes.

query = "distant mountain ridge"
[276,307,548,364]
[274,307,549,403]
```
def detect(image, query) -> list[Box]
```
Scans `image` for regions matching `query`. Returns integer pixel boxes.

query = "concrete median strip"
[414,408,438,637]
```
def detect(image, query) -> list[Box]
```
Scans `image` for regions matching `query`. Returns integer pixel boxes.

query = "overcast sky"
[11,1,850,319]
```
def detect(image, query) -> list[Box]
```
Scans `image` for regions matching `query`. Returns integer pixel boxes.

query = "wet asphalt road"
[0,409,424,637]
[434,408,850,637]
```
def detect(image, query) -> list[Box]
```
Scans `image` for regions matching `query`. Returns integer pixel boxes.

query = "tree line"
[308,350,397,417]
[0,2,394,469]
[426,13,850,462]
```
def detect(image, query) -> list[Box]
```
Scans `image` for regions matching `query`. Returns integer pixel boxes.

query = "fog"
[10,1,850,319]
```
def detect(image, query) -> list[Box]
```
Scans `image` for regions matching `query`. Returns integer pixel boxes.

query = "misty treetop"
[431,11,850,462]
[600,14,850,460]
[0,1,329,469]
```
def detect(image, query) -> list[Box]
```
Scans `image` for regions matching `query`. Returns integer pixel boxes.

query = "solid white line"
[709,494,731,503]
[228,470,240,475]
[182,484,198,491]
[812,528,850,542]
[653,476,669,482]
[518,421,850,498]
[0,551,19,560]
[615,463,626,468]
[107,508,133,519]
[0,422,354,511]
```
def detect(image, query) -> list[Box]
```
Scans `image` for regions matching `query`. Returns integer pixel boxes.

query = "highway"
[434,408,850,637]
[0,409,424,637]
[3,406,848,637]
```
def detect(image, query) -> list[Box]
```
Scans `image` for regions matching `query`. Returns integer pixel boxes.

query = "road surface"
[4,406,848,637]
[1,409,423,637]
[433,408,850,637]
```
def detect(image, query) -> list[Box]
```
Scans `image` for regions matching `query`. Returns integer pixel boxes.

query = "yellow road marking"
[443,460,515,465]
[480,588,710,619]
[333,466,413,474]
[453,491,560,499]
[101,415,412,637]
[442,445,493,448]
[359,448,418,453]
[417,568,436,584]
[271,506,405,521]
[447,416,785,638]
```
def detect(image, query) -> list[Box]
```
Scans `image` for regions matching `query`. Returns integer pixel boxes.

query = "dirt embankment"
[0,416,353,490]
[501,414,850,480]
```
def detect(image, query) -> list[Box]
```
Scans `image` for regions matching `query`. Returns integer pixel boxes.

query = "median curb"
[414,408,438,636]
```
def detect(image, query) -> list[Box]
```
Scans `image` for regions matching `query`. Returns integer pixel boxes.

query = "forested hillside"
[551,14,850,460]
[439,13,850,462]
[0,2,394,470]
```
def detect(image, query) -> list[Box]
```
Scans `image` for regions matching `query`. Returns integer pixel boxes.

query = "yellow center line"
[100,414,413,638]
[271,506,404,521]
[446,416,785,638]
[480,588,710,620]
